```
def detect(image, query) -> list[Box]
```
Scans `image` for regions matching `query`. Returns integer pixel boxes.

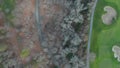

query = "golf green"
[90,0,120,68]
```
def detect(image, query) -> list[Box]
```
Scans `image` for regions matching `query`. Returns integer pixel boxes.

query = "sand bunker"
[102,6,117,25]
[112,45,120,62]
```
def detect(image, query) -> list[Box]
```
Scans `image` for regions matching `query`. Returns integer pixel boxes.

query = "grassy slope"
[90,0,120,68]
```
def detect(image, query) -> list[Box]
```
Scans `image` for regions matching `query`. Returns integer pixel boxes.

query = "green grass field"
[90,0,120,68]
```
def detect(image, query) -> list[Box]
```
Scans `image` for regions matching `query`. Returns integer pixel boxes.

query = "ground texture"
[0,0,93,68]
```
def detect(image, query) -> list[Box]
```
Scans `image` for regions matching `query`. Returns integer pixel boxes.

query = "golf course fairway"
[90,0,120,68]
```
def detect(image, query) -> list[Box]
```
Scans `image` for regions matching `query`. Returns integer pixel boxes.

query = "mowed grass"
[90,0,120,68]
